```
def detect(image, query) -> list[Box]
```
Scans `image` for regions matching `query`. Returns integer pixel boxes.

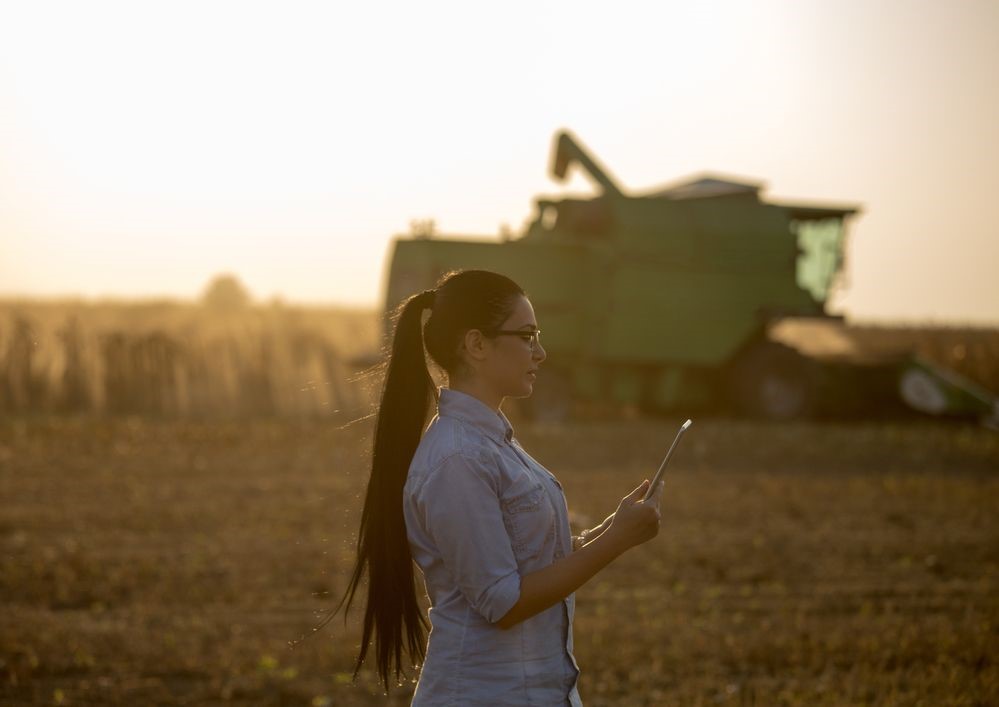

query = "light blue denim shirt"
[403,387,583,706]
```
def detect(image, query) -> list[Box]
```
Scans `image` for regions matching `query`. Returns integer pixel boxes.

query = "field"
[2,414,997,706]
[2,300,998,704]
[3,299,999,420]
[0,298,381,418]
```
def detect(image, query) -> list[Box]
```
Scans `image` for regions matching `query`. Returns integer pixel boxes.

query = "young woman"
[335,269,663,705]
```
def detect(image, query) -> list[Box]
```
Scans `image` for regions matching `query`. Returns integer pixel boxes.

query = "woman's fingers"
[609,479,666,548]
[625,479,650,503]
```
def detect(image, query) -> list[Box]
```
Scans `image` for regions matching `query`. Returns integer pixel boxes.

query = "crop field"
[2,414,997,706]
[3,299,999,420]
[0,299,381,418]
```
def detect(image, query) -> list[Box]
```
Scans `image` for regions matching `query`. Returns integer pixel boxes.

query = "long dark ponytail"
[326,269,524,693]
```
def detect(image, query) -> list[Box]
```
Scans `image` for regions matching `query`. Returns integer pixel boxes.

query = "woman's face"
[479,295,547,400]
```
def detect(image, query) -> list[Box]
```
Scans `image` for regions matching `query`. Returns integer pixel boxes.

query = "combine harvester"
[382,130,998,426]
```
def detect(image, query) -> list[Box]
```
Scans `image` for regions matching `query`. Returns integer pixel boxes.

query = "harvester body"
[383,131,997,423]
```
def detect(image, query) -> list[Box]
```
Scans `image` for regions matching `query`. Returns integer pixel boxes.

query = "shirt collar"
[437,387,514,444]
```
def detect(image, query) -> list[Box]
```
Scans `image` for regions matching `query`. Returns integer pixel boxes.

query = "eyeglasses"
[486,329,542,352]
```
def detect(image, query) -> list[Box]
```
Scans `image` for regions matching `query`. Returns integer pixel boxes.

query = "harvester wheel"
[728,341,819,420]
[519,366,573,423]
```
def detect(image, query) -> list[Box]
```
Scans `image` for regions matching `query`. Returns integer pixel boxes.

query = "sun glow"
[1,0,997,323]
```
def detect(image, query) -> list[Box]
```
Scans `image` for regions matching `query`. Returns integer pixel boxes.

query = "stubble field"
[2,413,997,706]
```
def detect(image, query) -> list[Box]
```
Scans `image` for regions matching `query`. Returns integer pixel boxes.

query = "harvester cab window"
[794,217,846,303]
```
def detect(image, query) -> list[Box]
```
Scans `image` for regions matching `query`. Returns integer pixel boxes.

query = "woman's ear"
[461,328,490,363]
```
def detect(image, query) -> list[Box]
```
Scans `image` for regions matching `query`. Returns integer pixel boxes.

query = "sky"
[1,0,997,325]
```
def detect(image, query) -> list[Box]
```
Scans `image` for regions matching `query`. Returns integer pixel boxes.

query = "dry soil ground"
[1,415,997,706]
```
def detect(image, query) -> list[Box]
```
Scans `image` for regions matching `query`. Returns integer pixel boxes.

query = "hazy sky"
[1,0,997,325]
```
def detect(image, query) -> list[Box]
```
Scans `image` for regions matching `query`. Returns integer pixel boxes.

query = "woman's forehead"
[501,296,537,328]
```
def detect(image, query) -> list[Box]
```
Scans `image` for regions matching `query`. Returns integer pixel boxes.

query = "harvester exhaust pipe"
[552,130,625,198]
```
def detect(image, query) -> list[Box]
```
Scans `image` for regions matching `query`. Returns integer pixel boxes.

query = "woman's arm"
[496,479,660,630]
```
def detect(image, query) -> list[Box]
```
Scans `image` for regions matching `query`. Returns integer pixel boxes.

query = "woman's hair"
[327,269,525,692]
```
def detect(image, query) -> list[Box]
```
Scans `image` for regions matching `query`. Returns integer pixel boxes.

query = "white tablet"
[643,418,692,502]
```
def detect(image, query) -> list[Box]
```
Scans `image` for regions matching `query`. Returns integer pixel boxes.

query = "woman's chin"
[510,383,534,399]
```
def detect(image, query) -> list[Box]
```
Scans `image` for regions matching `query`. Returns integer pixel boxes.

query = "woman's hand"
[604,479,661,551]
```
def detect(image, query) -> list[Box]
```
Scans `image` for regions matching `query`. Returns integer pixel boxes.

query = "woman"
[335,269,663,705]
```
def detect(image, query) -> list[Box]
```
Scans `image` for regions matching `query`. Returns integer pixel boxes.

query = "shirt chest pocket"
[500,482,556,562]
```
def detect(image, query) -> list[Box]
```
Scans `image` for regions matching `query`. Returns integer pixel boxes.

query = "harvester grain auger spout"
[551,130,624,198]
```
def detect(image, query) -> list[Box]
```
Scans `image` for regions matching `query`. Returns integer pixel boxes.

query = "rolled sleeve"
[416,453,522,623]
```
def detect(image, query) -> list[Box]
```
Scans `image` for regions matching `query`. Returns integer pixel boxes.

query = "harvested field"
[2,415,997,705]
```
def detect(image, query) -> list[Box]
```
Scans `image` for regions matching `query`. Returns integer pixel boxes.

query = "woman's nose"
[533,342,546,363]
